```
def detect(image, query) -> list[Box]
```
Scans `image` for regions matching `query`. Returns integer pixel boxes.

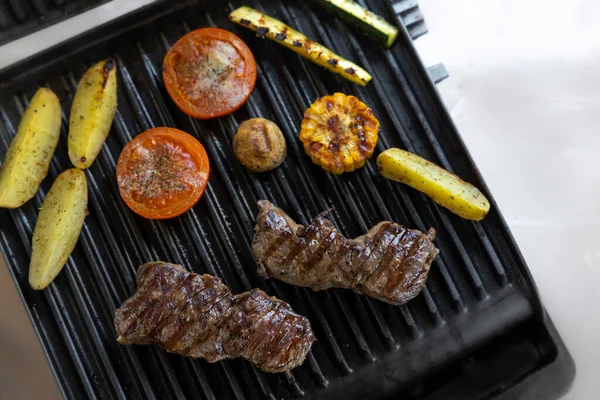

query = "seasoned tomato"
[116,127,210,219]
[163,27,257,119]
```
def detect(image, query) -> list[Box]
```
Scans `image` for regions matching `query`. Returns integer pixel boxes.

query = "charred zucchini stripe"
[230,6,372,86]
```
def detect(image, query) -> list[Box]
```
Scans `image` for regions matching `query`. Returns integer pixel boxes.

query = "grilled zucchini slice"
[300,93,379,174]
[230,6,372,86]
[314,0,399,47]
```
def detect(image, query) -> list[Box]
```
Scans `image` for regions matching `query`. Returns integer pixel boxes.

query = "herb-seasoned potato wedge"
[0,88,61,208]
[377,148,490,221]
[68,58,117,169]
[29,169,88,290]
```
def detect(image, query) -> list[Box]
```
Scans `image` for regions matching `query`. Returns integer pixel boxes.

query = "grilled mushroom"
[233,118,287,172]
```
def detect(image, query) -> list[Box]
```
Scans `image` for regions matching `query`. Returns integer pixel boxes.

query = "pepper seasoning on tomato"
[163,28,257,119]
[116,127,210,219]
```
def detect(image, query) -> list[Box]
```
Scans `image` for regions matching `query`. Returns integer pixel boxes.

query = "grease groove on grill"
[0,1,548,399]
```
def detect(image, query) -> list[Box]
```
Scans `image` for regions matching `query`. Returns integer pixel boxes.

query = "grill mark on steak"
[114,262,315,373]
[353,223,389,283]
[152,273,196,335]
[263,233,289,265]
[251,200,440,305]
[309,227,338,282]
[325,231,351,285]
[357,224,396,287]
[172,287,232,357]
[386,232,421,294]
[366,226,407,288]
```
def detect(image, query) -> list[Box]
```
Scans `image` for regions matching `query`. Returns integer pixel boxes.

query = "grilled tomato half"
[116,127,210,220]
[300,93,379,174]
[163,28,257,119]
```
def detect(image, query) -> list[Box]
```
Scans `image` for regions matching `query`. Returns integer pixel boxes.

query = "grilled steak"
[114,262,315,373]
[251,200,439,305]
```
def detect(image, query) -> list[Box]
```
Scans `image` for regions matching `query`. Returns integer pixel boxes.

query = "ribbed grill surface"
[0,1,538,399]
[0,0,111,46]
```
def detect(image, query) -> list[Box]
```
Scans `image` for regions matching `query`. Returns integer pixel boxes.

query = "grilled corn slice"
[300,93,379,174]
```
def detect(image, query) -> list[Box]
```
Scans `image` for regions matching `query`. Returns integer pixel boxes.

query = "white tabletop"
[0,0,596,399]
[417,0,599,399]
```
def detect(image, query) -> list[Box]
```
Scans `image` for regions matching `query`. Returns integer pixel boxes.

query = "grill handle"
[391,0,449,84]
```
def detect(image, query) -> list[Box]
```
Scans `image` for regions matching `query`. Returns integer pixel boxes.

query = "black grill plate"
[0,1,574,399]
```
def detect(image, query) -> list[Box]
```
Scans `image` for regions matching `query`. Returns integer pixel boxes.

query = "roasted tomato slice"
[163,27,257,119]
[116,127,210,219]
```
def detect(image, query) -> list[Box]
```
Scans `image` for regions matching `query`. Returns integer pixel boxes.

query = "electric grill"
[0,0,575,398]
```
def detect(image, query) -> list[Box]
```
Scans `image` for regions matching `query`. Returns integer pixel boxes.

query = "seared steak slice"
[114,262,315,373]
[251,200,439,305]
[226,289,316,373]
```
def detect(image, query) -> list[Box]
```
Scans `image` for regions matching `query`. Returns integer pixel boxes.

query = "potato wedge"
[377,148,490,221]
[0,88,61,208]
[68,58,117,169]
[29,168,88,290]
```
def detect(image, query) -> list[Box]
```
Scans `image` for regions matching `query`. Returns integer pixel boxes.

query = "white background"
[0,0,598,398]
[416,1,600,399]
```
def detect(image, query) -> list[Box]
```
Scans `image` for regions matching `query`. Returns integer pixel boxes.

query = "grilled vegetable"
[69,58,117,169]
[377,148,490,221]
[29,169,88,290]
[0,88,61,209]
[233,118,287,172]
[314,0,399,47]
[300,93,379,174]
[229,6,372,86]
[163,28,257,119]
[116,127,210,220]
